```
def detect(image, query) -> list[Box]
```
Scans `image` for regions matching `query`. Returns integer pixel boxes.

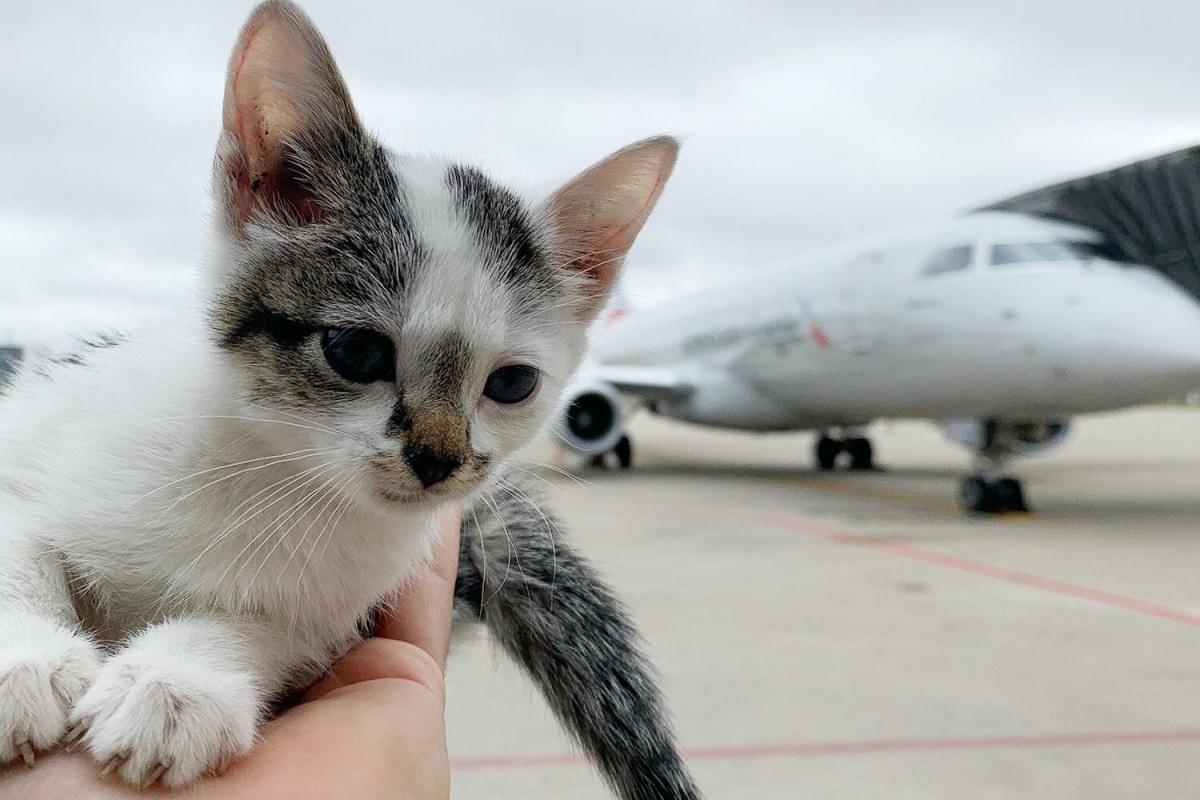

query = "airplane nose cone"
[1100,286,1200,387]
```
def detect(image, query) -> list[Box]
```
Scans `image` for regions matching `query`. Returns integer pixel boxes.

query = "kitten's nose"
[404,444,462,488]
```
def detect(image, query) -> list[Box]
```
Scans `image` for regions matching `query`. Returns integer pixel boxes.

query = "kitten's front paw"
[69,653,259,787]
[0,623,101,766]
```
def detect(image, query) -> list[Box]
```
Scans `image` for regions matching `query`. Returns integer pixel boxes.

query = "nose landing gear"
[958,475,1028,514]
[957,422,1030,514]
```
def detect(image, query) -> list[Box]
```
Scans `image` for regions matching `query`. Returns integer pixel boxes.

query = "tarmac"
[445,406,1200,799]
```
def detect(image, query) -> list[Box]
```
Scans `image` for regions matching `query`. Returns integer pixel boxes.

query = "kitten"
[0,2,699,798]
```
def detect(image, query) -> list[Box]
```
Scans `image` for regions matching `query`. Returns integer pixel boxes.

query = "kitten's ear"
[546,136,679,320]
[218,0,362,233]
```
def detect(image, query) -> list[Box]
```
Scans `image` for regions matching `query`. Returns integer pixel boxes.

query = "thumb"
[374,506,462,669]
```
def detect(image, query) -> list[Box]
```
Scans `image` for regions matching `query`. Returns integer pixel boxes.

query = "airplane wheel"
[958,476,1001,515]
[613,435,633,469]
[846,437,874,470]
[815,436,842,471]
[995,478,1029,512]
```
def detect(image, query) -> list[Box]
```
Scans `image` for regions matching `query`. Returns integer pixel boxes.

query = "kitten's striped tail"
[455,479,701,800]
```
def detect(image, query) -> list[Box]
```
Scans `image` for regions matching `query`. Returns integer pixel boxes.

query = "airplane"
[549,146,1200,514]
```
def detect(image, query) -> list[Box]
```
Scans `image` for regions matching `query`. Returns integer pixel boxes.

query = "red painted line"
[454,752,584,770]
[452,729,1200,771]
[755,512,1200,627]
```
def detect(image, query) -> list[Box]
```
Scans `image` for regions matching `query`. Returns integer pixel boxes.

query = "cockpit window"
[990,240,1137,266]
[920,245,973,277]
[1070,240,1138,264]
[990,241,1080,265]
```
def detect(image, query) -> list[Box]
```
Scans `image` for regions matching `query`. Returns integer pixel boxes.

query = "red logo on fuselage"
[604,307,627,327]
[798,299,832,349]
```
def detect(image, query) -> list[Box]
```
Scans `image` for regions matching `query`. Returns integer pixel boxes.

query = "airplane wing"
[591,364,693,401]
[978,145,1200,300]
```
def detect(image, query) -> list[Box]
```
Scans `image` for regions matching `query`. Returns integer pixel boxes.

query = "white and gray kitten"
[0,2,697,798]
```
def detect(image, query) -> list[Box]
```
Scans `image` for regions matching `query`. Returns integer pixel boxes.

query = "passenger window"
[920,245,973,277]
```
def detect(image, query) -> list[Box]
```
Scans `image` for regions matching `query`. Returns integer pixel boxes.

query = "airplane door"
[843,250,887,356]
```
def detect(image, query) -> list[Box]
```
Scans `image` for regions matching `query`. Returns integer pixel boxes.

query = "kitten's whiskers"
[497,477,558,605]
[168,458,349,592]
[126,448,336,513]
[212,459,351,601]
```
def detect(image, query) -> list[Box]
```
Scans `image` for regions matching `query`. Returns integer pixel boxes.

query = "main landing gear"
[589,435,634,470]
[814,433,875,471]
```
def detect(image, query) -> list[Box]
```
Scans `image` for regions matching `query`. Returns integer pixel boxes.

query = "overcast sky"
[4,1,1200,342]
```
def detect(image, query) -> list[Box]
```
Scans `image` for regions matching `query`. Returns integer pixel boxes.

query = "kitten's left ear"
[546,136,679,320]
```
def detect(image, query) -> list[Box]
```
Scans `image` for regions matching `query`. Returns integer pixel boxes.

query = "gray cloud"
[3,0,1200,341]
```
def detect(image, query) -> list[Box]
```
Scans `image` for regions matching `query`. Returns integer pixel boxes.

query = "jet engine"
[553,382,625,456]
[943,418,1071,456]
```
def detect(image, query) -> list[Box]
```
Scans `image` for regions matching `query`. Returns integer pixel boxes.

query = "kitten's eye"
[483,365,539,404]
[320,328,395,384]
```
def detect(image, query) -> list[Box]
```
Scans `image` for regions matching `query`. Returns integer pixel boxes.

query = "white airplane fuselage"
[595,212,1200,431]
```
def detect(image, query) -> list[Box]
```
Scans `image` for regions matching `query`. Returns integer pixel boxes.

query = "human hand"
[0,507,462,800]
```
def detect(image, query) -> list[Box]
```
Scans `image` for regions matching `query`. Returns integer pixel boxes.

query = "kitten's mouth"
[377,484,465,506]
[371,463,484,508]
[378,488,430,505]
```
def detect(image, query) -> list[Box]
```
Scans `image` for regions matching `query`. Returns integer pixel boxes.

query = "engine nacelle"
[553,382,625,456]
[943,418,1071,456]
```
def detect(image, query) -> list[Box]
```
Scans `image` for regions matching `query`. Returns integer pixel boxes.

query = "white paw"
[69,652,259,788]
[0,622,101,766]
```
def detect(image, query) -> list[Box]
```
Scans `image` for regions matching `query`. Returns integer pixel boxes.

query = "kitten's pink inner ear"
[219,0,359,230]
[548,136,679,319]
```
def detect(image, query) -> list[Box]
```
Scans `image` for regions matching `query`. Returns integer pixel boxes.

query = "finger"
[303,637,444,703]
[374,506,462,669]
